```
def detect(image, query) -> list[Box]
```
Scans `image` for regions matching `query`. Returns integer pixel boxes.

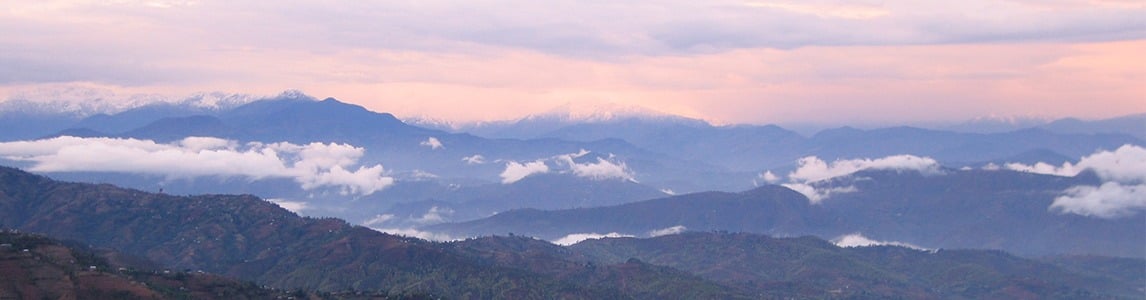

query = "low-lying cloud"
[1005,144,1146,218]
[0,136,394,195]
[499,150,636,184]
[420,137,444,150]
[552,232,634,246]
[787,155,943,183]
[500,160,550,184]
[832,233,929,251]
[266,198,309,214]
[648,225,687,237]
[774,154,942,203]
[558,155,635,182]
[462,154,486,165]
[368,226,457,242]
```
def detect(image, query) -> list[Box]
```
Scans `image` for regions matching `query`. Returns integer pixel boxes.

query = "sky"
[1,0,1144,126]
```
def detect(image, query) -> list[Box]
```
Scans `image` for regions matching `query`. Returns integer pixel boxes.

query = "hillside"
[571,232,1146,299]
[0,166,741,299]
[0,166,1141,299]
[0,230,308,300]
[427,169,1144,258]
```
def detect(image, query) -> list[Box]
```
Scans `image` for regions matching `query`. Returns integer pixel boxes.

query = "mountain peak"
[0,87,307,117]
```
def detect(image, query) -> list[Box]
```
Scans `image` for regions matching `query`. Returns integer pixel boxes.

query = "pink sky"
[1,1,1143,125]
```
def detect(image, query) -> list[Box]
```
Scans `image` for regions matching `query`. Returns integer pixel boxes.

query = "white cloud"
[563,157,635,181]
[420,137,444,150]
[362,214,395,227]
[1005,144,1146,182]
[554,150,636,181]
[760,170,780,183]
[499,160,549,184]
[832,233,929,251]
[462,154,486,165]
[0,136,394,195]
[781,154,941,203]
[411,206,454,225]
[266,198,309,214]
[1005,145,1146,218]
[781,183,858,204]
[787,155,943,183]
[648,225,687,237]
[368,227,457,242]
[551,232,634,246]
[1051,183,1146,218]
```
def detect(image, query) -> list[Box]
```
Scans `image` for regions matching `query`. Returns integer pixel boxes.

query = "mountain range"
[0,166,1141,299]
[1,94,1141,227]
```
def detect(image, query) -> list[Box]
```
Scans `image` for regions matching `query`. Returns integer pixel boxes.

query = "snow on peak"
[0,86,308,116]
[527,101,696,124]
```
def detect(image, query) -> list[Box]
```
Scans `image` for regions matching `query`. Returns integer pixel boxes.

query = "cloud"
[462,154,486,165]
[1005,144,1146,182]
[832,233,930,251]
[499,150,636,183]
[557,155,636,182]
[648,225,687,237]
[551,232,634,246]
[362,214,395,227]
[0,136,394,195]
[2,2,1143,129]
[787,155,943,183]
[1050,183,1145,218]
[266,198,309,214]
[411,206,454,225]
[760,170,780,183]
[780,154,941,203]
[499,160,549,184]
[781,183,858,204]
[419,137,444,150]
[1005,144,1146,218]
[367,227,456,242]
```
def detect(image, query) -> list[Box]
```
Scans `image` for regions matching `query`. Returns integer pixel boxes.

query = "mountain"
[425,185,821,240]
[0,92,261,141]
[427,169,1145,258]
[408,101,705,140]
[0,230,313,300]
[1,166,1140,299]
[570,232,1145,299]
[366,173,670,227]
[943,114,1146,140]
[0,166,748,299]
[1040,114,1146,140]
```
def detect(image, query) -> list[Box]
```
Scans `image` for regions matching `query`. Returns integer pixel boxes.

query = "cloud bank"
[0,136,394,195]
[776,154,942,203]
[1005,144,1146,218]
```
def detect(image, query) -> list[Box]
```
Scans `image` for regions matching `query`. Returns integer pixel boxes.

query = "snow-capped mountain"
[0,87,289,117]
[406,101,709,139]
